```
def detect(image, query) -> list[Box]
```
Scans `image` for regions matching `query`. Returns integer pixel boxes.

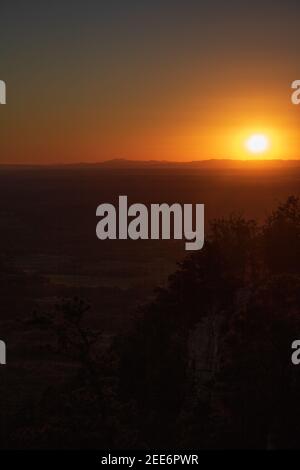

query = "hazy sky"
[1,0,300,163]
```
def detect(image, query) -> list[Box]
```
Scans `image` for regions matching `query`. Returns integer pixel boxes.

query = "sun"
[245,134,269,155]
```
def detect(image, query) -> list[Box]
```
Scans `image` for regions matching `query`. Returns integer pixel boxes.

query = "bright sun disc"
[245,134,269,154]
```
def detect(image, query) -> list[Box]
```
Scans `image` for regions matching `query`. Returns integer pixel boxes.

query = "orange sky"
[1,1,300,164]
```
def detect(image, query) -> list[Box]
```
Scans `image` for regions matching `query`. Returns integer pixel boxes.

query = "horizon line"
[0,157,300,168]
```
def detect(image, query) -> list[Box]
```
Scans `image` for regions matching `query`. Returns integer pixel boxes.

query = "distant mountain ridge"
[1,158,300,169]
[75,158,300,169]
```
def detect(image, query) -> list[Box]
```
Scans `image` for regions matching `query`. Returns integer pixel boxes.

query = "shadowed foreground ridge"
[4,196,300,449]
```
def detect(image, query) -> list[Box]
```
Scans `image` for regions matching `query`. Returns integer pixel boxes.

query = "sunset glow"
[1,2,300,164]
[245,134,270,155]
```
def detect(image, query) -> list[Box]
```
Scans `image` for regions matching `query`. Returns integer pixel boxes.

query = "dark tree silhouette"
[117,197,300,449]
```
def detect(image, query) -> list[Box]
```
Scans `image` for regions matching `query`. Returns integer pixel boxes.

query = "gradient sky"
[1,0,300,163]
